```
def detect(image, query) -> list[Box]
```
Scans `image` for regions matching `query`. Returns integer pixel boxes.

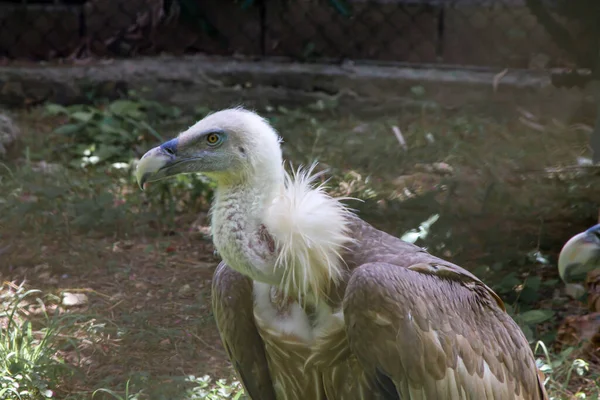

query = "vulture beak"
[135,139,179,190]
[558,225,600,284]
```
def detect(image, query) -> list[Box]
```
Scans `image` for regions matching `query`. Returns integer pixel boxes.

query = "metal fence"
[0,0,586,69]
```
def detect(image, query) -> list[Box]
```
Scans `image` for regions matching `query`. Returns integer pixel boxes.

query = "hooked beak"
[558,229,600,283]
[135,139,179,190]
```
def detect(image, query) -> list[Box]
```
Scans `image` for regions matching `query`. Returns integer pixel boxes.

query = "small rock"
[62,292,88,307]
[178,284,192,296]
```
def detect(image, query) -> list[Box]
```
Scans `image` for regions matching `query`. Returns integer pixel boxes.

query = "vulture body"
[136,108,548,400]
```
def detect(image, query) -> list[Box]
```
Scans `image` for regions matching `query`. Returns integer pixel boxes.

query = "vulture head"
[136,107,284,188]
[558,224,600,284]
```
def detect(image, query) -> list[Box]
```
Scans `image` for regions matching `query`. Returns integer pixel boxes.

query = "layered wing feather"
[211,262,277,400]
[340,217,548,400]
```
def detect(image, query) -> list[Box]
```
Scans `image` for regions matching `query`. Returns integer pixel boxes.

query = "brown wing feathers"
[211,262,277,400]
[343,260,547,399]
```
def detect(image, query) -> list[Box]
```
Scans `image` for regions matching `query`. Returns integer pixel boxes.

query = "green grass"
[0,284,76,399]
[91,375,244,400]
[1,93,599,398]
[535,341,599,399]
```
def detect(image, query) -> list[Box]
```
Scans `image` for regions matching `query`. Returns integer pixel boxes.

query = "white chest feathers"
[252,281,343,344]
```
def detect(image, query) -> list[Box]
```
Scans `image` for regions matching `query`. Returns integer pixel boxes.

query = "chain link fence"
[0,0,586,69]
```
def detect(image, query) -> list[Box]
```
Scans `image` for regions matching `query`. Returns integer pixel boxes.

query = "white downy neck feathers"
[265,163,355,304]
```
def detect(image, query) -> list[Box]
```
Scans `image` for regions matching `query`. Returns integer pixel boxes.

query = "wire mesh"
[0,0,585,69]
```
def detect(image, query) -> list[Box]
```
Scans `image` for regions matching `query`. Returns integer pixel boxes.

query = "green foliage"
[44,97,180,167]
[0,95,215,234]
[535,341,598,398]
[0,285,75,400]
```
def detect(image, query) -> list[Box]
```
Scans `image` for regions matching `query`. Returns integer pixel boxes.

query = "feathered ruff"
[264,162,356,305]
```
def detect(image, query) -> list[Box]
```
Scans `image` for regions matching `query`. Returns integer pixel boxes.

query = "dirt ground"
[1,99,600,398]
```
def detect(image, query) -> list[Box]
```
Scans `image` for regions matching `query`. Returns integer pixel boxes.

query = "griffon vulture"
[136,108,548,400]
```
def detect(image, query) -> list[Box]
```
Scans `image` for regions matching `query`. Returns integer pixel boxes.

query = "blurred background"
[0,0,599,399]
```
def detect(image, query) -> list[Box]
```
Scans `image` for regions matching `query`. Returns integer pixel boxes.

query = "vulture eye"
[206,132,224,147]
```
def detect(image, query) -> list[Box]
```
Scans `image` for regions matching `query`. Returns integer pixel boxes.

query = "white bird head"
[558,224,600,284]
[136,107,283,188]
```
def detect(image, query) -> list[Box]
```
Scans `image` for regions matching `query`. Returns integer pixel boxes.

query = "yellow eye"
[206,133,221,145]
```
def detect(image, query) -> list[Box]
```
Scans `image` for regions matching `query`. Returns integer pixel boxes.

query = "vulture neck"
[211,164,285,287]
[210,160,353,306]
